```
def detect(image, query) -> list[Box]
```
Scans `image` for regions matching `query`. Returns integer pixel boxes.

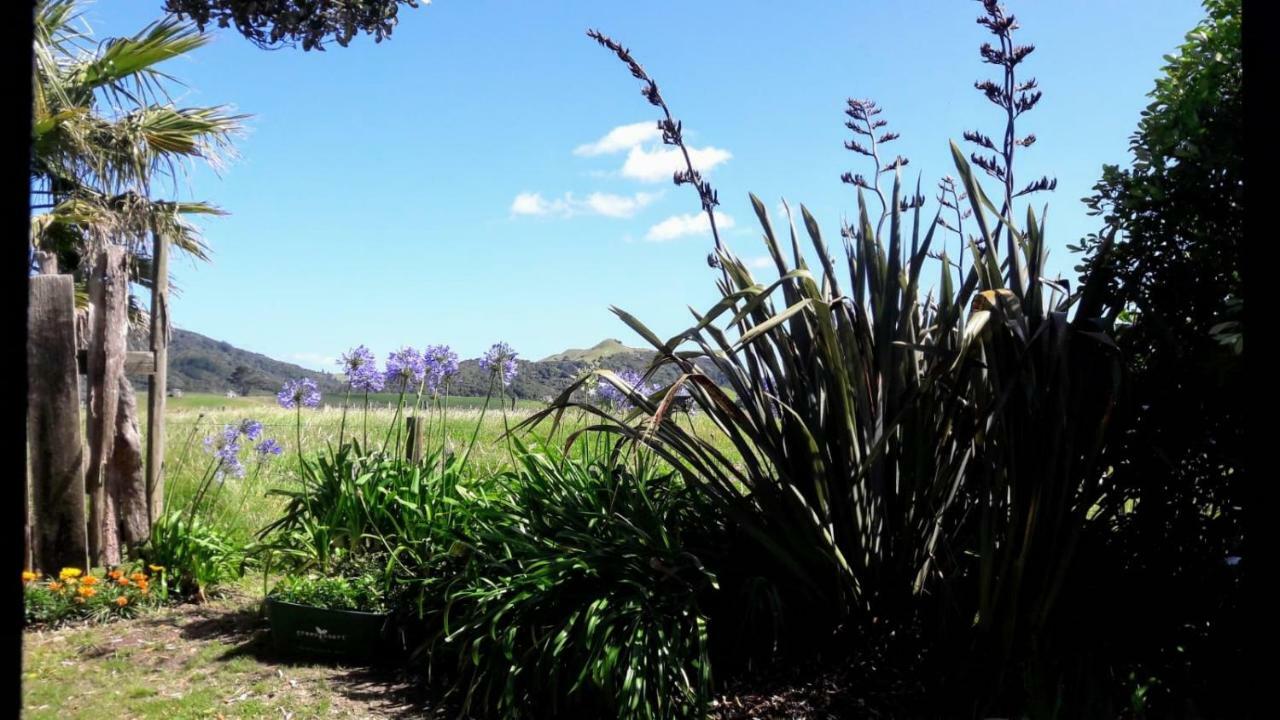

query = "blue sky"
[84,0,1205,370]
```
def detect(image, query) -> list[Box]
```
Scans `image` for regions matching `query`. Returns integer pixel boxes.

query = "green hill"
[128,330,722,402]
[540,338,647,363]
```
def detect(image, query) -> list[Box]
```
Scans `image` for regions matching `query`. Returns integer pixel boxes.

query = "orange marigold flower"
[22,571,37,583]
[80,576,99,586]
[115,596,128,607]
[47,582,63,592]
[108,569,123,580]
[77,586,96,598]
[130,572,146,582]
[116,577,130,587]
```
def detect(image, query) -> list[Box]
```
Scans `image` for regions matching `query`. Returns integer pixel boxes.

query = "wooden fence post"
[27,275,89,574]
[85,247,128,565]
[146,231,168,524]
[405,417,424,464]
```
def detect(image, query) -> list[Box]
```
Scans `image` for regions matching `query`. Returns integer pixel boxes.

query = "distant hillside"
[541,338,647,363]
[126,330,721,401]
[126,328,344,396]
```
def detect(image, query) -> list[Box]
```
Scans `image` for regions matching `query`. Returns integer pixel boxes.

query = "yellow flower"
[22,571,37,583]
[58,568,82,580]
[115,596,128,607]
[148,565,165,573]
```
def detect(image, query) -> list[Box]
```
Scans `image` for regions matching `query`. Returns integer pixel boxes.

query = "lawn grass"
[21,579,426,719]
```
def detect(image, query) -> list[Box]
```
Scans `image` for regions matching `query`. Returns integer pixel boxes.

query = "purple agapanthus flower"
[239,419,264,441]
[423,344,459,393]
[204,424,247,479]
[255,438,284,459]
[278,378,321,409]
[479,342,519,387]
[384,346,427,387]
[339,345,385,393]
[597,369,653,411]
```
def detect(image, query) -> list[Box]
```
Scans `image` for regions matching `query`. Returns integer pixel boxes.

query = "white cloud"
[510,192,562,216]
[574,122,661,156]
[622,144,732,183]
[645,211,736,242]
[510,191,660,219]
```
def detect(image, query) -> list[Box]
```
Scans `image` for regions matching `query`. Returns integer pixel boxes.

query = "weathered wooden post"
[404,417,424,463]
[27,274,89,573]
[146,230,169,524]
[85,248,126,564]
[83,246,149,565]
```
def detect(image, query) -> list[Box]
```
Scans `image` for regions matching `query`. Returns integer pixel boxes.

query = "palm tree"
[31,0,244,314]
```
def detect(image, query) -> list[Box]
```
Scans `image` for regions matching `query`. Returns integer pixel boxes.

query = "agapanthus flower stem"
[337,385,351,449]
[462,371,498,465]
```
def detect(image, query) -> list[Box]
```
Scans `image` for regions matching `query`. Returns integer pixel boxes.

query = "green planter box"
[265,597,395,663]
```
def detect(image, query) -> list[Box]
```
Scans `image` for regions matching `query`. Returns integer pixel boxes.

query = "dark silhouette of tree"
[227,364,266,395]
[161,0,421,51]
[1073,0,1243,714]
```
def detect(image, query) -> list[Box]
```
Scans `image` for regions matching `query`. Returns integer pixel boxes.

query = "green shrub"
[255,439,474,575]
[415,442,717,720]
[268,573,390,613]
[136,512,244,600]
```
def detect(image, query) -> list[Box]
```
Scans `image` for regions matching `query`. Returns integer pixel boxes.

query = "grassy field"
[155,392,731,545]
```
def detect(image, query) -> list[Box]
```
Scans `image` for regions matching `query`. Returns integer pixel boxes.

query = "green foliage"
[31,0,242,298]
[269,573,390,613]
[255,439,472,573]
[137,513,243,599]
[417,442,717,720]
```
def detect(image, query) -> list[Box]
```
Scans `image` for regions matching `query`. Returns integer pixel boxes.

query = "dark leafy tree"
[161,0,422,51]
[227,364,266,395]
[1072,0,1244,714]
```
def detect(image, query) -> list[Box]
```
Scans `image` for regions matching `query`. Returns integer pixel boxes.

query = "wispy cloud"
[510,191,661,219]
[622,145,732,183]
[573,121,660,156]
[645,211,736,242]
